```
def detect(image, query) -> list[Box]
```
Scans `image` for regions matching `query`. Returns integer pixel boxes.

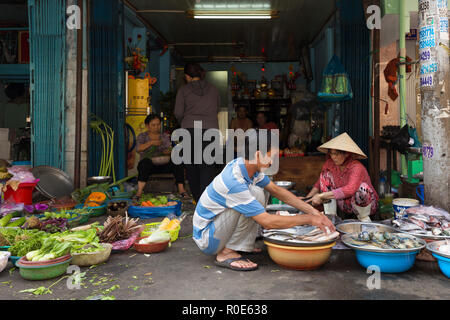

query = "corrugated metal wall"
[28,0,66,169]
[337,0,371,166]
[88,0,126,179]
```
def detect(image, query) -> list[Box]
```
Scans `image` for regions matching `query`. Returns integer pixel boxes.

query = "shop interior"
[123,0,339,192]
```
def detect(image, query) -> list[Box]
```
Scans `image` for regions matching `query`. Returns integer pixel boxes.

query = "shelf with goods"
[231,97,291,135]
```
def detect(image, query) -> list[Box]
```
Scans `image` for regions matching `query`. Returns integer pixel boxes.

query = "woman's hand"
[306,193,323,206]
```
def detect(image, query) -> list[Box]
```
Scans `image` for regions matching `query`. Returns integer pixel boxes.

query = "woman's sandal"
[179,192,192,200]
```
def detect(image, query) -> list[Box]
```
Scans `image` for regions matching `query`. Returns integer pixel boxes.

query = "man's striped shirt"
[193,158,270,254]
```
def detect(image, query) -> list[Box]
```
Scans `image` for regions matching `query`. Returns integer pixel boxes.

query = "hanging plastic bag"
[317,55,353,103]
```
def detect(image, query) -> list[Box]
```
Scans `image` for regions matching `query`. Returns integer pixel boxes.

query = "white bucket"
[323,199,337,216]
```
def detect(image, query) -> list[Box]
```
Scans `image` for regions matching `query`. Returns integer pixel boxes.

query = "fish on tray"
[392,217,450,237]
[263,225,339,242]
[347,231,422,250]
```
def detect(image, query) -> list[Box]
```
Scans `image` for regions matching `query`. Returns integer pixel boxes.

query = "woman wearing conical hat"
[305,133,378,222]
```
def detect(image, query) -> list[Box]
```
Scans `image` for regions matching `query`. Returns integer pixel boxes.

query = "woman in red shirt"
[305,133,378,222]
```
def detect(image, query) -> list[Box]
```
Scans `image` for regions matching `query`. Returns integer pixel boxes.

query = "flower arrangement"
[125,34,149,75]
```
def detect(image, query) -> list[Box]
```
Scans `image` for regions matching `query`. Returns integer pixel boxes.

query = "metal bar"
[136,10,185,13]
[170,42,244,46]
[373,0,381,192]
[0,27,28,31]
[74,0,83,188]
[399,0,408,176]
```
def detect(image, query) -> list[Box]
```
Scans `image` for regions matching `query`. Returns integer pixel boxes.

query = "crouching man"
[192,131,335,271]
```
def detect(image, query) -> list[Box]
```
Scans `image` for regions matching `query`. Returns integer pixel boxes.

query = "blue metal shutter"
[28,0,66,169]
[88,0,126,179]
[337,0,371,167]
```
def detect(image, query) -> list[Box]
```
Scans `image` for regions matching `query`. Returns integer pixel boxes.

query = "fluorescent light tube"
[194,14,272,19]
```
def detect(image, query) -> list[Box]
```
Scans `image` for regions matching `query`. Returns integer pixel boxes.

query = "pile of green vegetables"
[1,225,104,261]
[140,194,168,206]
[26,228,104,261]
[0,212,26,228]
[0,228,48,257]
[42,211,78,220]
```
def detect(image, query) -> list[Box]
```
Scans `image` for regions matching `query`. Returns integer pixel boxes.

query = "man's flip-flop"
[214,257,258,271]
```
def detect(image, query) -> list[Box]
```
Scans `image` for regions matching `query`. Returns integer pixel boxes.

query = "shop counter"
[273,155,326,193]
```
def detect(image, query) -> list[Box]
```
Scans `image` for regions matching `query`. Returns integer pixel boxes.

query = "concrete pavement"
[0,202,449,300]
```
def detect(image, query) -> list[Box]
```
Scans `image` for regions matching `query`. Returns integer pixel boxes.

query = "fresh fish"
[370,231,385,242]
[392,219,423,231]
[358,231,370,241]
[349,231,422,250]
[408,213,430,222]
[407,218,427,230]
[432,228,443,236]
[441,220,450,230]
[304,231,339,242]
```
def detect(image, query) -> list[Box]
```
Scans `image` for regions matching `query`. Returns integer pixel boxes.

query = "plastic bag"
[0,201,24,216]
[110,226,144,252]
[0,251,11,273]
[7,166,37,184]
[317,55,353,103]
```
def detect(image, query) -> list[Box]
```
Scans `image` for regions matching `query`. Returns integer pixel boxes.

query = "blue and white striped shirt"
[193,158,270,254]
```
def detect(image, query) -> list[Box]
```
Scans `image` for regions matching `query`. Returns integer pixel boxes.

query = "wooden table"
[273,156,326,193]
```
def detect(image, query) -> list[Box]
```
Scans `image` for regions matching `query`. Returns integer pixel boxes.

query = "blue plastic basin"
[431,253,450,278]
[127,200,182,219]
[354,249,420,273]
[9,256,21,267]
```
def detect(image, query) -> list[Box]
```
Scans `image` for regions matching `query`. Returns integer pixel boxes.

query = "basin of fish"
[263,225,340,247]
[341,231,426,253]
[391,205,450,239]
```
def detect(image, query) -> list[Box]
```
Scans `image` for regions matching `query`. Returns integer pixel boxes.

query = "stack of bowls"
[16,255,72,280]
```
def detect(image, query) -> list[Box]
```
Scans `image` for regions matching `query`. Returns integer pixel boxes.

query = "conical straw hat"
[317,133,367,159]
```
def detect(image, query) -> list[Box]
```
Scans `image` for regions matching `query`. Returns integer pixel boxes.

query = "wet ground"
[0,199,449,301]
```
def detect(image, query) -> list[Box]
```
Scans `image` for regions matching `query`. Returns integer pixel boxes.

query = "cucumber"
[6,217,26,228]
[0,213,13,227]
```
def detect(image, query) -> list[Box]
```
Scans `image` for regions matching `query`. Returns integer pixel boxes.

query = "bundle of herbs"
[90,114,116,182]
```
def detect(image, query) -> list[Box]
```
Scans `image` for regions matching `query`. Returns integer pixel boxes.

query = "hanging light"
[189,10,277,19]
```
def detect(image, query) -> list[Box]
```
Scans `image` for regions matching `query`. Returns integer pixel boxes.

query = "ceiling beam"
[123,0,169,45]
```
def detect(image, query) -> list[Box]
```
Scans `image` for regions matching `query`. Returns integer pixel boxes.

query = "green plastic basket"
[108,191,134,199]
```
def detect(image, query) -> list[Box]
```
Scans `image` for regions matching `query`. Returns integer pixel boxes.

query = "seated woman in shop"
[230,106,253,132]
[135,114,190,199]
[305,133,378,222]
[256,112,278,130]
